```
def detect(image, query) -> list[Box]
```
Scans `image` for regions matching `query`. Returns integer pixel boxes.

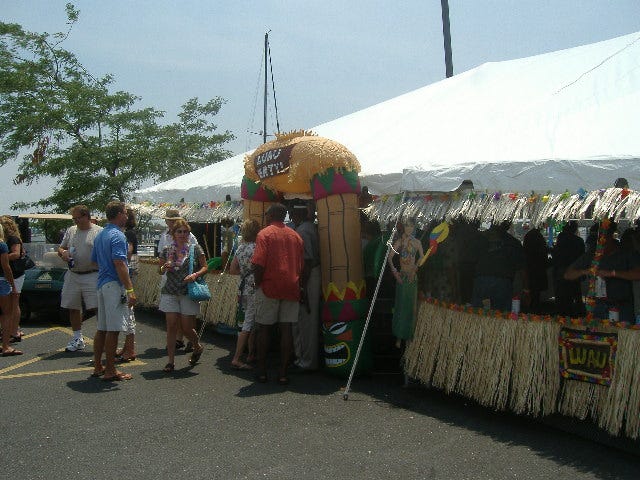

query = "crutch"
[197,228,236,340]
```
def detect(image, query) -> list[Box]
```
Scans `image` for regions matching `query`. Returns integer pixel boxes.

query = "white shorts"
[61,271,98,310]
[159,293,201,316]
[13,275,25,293]
[254,287,299,326]
[96,281,128,332]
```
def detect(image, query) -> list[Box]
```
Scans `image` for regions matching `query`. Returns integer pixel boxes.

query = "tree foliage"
[0,4,233,212]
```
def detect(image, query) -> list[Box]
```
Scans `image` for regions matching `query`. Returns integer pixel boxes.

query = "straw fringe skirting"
[200,274,240,327]
[404,301,640,438]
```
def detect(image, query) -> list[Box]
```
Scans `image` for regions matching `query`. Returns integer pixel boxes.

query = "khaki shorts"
[96,281,128,332]
[61,271,98,310]
[254,287,299,326]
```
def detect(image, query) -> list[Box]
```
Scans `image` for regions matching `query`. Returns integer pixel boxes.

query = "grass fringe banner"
[365,187,640,230]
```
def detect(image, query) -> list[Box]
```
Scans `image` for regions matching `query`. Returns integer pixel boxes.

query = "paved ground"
[1,309,638,479]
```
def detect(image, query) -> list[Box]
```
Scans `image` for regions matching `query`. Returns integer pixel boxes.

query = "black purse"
[11,245,36,276]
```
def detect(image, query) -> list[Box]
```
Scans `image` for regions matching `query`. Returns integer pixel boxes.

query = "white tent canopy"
[135,30,640,203]
[134,151,250,204]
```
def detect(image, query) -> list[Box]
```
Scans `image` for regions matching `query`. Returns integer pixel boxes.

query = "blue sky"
[1,0,639,210]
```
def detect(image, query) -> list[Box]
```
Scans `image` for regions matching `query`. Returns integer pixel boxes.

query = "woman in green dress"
[388,219,424,346]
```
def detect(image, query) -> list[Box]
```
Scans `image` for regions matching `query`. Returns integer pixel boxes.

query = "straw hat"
[163,209,182,220]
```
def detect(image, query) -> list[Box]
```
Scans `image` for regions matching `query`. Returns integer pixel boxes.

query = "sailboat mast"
[263,32,268,144]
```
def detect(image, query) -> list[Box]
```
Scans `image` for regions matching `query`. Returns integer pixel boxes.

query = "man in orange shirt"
[252,203,304,385]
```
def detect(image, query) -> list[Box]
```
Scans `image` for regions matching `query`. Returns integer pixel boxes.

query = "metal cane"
[342,192,407,400]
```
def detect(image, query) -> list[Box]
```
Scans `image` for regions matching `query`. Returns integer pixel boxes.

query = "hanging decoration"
[363,187,640,231]
[417,222,449,267]
[130,200,244,224]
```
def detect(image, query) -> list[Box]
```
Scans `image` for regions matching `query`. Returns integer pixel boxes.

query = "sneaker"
[65,337,86,352]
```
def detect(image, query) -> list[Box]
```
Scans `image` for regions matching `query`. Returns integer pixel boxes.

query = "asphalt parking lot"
[2,308,638,480]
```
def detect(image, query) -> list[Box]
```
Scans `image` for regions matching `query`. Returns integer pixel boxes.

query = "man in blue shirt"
[91,201,137,381]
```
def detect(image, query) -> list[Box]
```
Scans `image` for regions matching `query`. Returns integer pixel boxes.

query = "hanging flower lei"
[584,218,611,325]
[169,242,189,271]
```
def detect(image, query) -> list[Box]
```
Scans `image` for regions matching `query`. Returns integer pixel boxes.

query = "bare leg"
[232,331,250,367]
[10,292,21,337]
[180,314,200,350]
[246,330,256,363]
[92,329,106,375]
[69,308,83,333]
[1,296,15,352]
[165,313,178,365]
[279,323,293,380]
[176,320,184,343]
[120,333,136,358]
[256,323,270,379]
[103,331,123,378]
[181,314,203,366]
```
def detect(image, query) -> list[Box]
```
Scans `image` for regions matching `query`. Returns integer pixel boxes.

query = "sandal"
[188,345,203,365]
[255,372,268,383]
[2,348,24,356]
[231,362,253,371]
[163,363,175,373]
[116,354,137,363]
[277,376,290,386]
[90,369,105,378]
[102,372,133,382]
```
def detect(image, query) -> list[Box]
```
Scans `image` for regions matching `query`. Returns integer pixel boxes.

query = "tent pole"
[441,0,454,78]
[263,31,269,144]
[343,191,408,401]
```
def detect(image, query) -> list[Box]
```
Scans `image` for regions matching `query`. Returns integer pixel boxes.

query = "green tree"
[0,4,233,212]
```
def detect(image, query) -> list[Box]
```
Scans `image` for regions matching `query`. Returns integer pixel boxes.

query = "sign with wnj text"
[254,145,295,180]
[559,328,618,386]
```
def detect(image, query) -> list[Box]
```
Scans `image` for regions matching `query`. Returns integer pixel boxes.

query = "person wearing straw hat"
[157,208,198,351]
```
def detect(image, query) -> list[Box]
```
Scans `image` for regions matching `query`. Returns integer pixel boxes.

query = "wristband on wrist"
[126,288,134,294]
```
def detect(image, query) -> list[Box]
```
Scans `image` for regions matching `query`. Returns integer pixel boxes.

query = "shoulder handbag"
[10,244,36,277]
[187,244,211,302]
